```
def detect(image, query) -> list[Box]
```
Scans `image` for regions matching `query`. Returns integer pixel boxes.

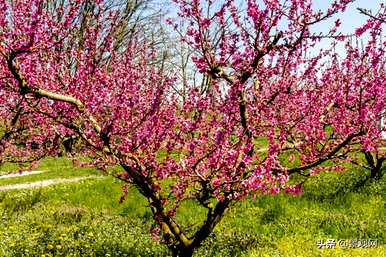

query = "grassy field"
[0,158,385,256]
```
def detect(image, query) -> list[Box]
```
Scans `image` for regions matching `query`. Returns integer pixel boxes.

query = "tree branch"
[285,131,363,175]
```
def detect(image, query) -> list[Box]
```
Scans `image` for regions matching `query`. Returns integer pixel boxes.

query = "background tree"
[334,5,386,181]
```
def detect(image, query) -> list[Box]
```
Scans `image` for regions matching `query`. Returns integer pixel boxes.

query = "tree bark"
[171,245,194,257]
[364,151,385,179]
[370,157,385,179]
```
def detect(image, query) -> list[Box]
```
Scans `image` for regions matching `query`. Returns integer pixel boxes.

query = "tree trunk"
[169,199,231,257]
[370,167,378,179]
[370,157,385,180]
[363,151,385,180]
[171,244,193,257]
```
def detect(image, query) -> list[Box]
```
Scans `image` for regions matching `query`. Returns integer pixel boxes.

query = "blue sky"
[310,0,384,56]
[162,0,384,33]
[162,0,384,38]
[312,0,384,35]
[160,0,385,57]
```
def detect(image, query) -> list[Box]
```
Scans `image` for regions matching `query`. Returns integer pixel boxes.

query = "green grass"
[0,160,385,256]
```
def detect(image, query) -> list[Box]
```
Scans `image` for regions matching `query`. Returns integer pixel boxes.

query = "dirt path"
[0,175,103,191]
[0,170,46,179]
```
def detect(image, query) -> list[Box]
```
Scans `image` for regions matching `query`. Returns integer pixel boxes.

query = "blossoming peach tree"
[347,6,386,180]
[0,0,384,256]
